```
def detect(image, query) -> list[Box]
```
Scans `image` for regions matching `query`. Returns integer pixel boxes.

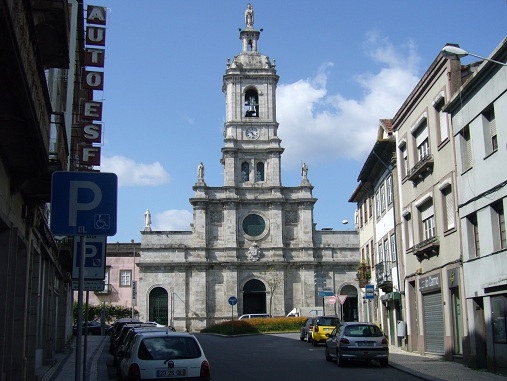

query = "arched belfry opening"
[149,287,168,325]
[244,88,259,117]
[242,279,267,314]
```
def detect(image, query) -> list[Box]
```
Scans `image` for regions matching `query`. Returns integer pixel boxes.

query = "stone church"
[137,4,359,331]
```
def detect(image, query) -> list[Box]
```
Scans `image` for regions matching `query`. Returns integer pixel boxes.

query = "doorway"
[149,287,168,326]
[242,279,266,314]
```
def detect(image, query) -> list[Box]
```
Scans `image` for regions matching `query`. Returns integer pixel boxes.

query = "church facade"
[137,5,359,331]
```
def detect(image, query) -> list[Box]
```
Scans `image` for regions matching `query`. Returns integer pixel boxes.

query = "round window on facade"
[242,214,266,237]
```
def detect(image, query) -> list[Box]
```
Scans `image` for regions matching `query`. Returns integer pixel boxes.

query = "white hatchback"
[117,330,211,380]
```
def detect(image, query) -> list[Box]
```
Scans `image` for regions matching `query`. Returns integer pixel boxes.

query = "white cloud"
[277,36,420,168]
[101,155,171,187]
[153,209,193,231]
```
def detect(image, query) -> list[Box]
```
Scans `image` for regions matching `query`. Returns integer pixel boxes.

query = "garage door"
[423,291,444,354]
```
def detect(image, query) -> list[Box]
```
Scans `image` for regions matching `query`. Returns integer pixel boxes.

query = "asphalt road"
[194,332,422,381]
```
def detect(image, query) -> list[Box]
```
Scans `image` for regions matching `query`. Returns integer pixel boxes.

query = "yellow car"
[311,316,340,346]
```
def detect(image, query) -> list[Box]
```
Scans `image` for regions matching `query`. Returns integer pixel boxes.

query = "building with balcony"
[349,119,403,346]
[392,49,464,359]
[443,37,507,373]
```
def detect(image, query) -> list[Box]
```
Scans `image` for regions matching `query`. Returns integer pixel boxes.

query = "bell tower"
[221,3,283,189]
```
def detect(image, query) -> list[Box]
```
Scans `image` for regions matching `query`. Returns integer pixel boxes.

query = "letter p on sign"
[51,172,118,236]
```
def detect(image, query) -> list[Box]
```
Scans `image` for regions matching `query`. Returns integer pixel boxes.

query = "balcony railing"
[95,283,112,294]
[407,154,434,183]
[375,261,393,291]
[413,236,440,260]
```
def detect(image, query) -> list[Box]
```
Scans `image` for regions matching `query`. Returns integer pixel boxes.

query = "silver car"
[325,322,389,367]
[117,331,211,380]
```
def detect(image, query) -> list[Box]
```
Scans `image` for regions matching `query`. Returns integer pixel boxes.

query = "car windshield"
[317,317,340,326]
[344,324,384,337]
[138,337,202,360]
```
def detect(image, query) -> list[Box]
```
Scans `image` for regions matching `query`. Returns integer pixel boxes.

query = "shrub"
[201,316,307,335]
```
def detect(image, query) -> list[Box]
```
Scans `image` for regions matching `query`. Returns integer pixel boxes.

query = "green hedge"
[73,302,137,324]
[201,316,307,335]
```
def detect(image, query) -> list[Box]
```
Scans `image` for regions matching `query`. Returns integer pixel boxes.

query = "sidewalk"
[38,335,109,381]
[388,345,507,381]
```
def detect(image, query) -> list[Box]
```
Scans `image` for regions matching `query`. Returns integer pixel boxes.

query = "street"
[195,333,421,380]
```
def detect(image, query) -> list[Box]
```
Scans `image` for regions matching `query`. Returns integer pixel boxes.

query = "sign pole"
[75,235,86,381]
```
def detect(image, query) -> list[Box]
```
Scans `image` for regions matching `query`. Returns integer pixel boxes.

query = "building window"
[441,184,455,231]
[375,190,380,218]
[391,233,397,262]
[384,239,390,262]
[378,242,383,262]
[380,184,386,213]
[120,270,132,287]
[241,162,250,182]
[402,146,408,178]
[414,119,430,161]
[467,213,480,258]
[363,200,368,224]
[491,295,507,343]
[433,95,449,144]
[460,125,472,172]
[386,176,393,205]
[368,197,373,219]
[256,162,264,181]
[492,201,506,250]
[419,199,435,240]
[483,107,498,156]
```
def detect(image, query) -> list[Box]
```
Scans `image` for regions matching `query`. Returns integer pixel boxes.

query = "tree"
[261,266,283,316]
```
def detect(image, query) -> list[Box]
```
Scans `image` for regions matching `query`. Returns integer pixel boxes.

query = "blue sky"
[95,1,507,243]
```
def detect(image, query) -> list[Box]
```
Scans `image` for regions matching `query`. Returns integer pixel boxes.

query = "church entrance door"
[149,287,168,325]
[242,279,267,314]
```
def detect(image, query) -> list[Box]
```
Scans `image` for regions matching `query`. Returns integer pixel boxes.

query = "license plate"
[357,341,374,346]
[156,368,187,377]
[324,328,333,331]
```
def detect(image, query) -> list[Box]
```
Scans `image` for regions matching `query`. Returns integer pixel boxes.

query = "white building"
[136,5,359,331]
[444,37,507,372]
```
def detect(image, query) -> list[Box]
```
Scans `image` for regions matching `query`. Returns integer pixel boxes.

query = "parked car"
[299,317,317,342]
[117,331,211,380]
[325,322,389,367]
[113,326,173,369]
[112,323,159,358]
[238,313,271,319]
[72,320,110,335]
[310,316,340,346]
[109,318,142,354]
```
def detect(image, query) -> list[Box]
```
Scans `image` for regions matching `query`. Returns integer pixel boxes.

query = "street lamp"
[131,239,136,319]
[441,44,507,66]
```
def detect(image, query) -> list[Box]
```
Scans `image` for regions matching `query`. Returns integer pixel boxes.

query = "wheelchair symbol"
[94,214,110,229]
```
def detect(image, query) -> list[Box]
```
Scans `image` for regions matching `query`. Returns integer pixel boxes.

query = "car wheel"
[312,338,318,347]
[380,358,388,367]
[300,332,305,341]
[325,347,332,362]
[307,333,312,343]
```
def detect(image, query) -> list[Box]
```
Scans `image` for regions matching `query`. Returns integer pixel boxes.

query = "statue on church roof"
[301,162,308,180]
[144,209,152,230]
[245,3,254,29]
[198,162,205,181]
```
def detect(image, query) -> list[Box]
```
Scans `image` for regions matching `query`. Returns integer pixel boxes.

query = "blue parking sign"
[50,172,117,236]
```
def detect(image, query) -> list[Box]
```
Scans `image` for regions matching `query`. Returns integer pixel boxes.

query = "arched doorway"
[340,285,358,322]
[242,279,266,314]
[149,287,168,325]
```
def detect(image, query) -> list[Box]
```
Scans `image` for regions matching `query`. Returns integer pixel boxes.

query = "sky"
[94,1,507,244]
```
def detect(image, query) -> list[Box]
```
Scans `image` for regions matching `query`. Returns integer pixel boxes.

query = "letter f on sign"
[68,181,102,226]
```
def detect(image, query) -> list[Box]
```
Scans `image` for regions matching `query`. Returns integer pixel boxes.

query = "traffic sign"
[228,296,237,306]
[365,284,375,299]
[318,290,334,296]
[328,296,337,304]
[72,235,106,279]
[50,171,118,236]
[337,295,348,304]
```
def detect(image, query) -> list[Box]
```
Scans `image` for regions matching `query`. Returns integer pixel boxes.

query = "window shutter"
[445,189,455,229]
[439,111,448,142]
